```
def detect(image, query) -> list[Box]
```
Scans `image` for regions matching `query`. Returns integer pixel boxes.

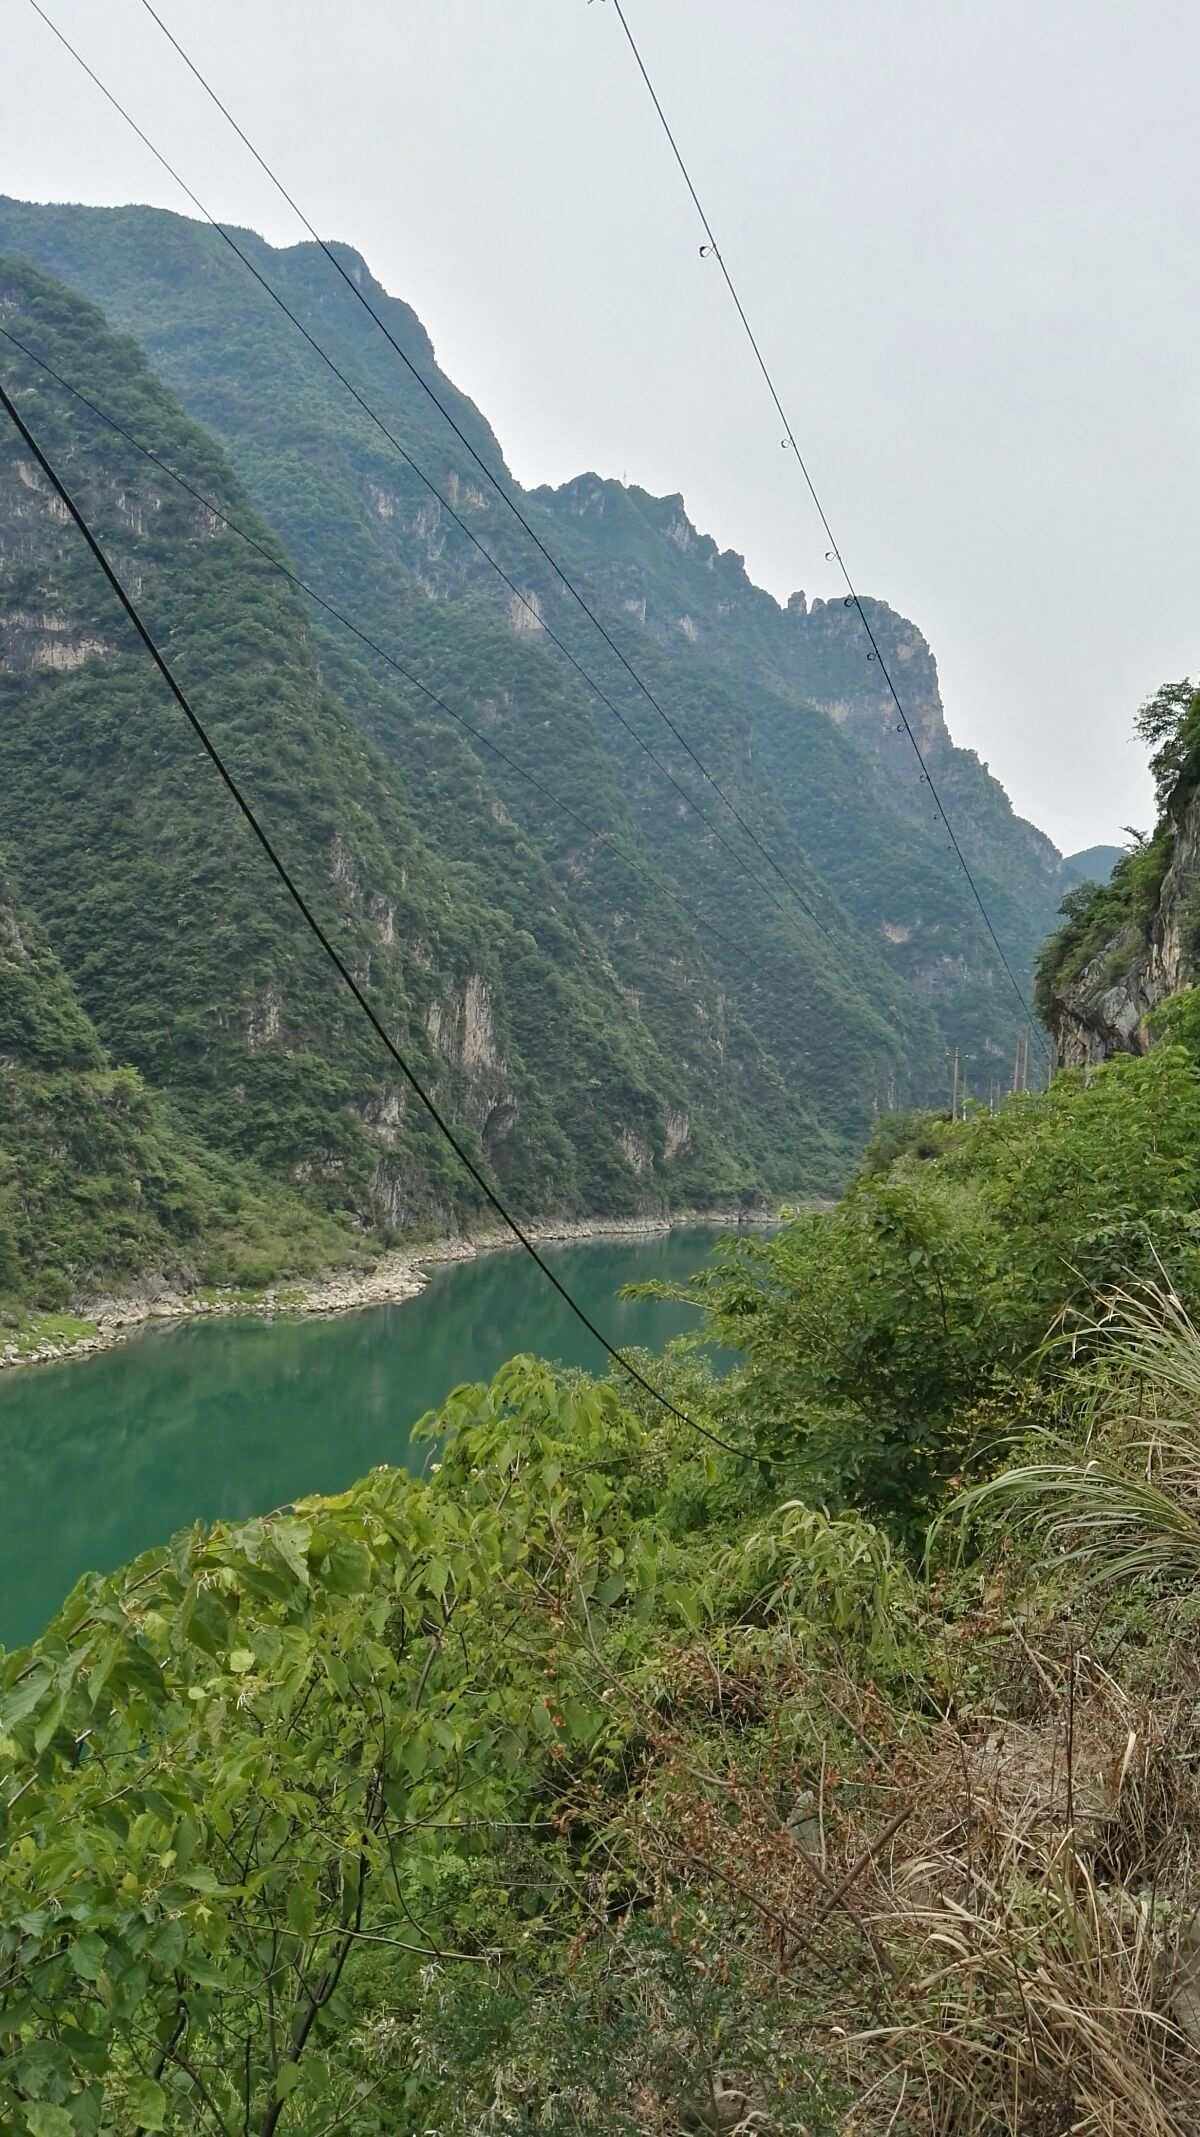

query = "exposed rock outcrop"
[1046,797,1200,1069]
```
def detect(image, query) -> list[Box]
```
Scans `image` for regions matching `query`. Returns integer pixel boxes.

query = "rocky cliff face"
[0,202,1087,1218]
[1048,802,1200,1067]
[1,253,873,1230]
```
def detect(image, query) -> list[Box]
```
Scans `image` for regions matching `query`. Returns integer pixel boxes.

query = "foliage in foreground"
[633,1040,1200,1527]
[10,1046,1200,2130]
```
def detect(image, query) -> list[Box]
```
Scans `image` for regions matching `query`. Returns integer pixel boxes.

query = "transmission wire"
[29,0,835,951]
[137,0,838,938]
[605,0,1049,1063]
[0,370,760,1464]
[0,321,766,971]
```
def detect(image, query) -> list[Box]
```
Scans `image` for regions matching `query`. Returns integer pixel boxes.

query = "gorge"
[0,202,1100,1325]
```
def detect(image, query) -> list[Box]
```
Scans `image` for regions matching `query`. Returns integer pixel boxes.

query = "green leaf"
[149,1917,186,1968]
[180,1869,222,1894]
[286,1881,316,1937]
[0,1666,51,1730]
[316,1538,370,1595]
[228,1649,254,1675]
[271,1519,311,1588]
[67,1934,106,1983]
[0,1997,35,2037]
[126,2077,167,2131]
[24,2107,74,2137]
[274,2063,303,2101]
[17,2039,72,2101]
[68,2086,102,2136]
[33,1680,72,1756]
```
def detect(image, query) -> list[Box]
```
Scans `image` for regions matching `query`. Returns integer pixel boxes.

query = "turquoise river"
[0,1227,739,1647]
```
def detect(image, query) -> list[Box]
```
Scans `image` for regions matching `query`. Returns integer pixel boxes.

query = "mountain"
[0,202,1077,1298]
[1061,844,1124,889]
[0,858,354,1310]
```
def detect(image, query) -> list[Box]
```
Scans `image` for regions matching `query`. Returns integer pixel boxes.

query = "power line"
[604,0,1050,1064]
[0,321,767,973]
[136,0,840,941]
[0,369,759,1465]
[28,0,835,953]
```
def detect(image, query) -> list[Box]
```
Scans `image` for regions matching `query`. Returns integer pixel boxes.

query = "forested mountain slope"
[1039,683,1200,1065]
[0,204,1080,1299]
[0,251,917,1289]
[1061,842,1123,888]
[0,200,1074,1110]
[0,860,352,1309]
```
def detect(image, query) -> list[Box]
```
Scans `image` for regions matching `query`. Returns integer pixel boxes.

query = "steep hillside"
[12,1045,1200,2132]
[0,862,351,1310]
[0,199,1071,1110]
[1039,684,1199,1064]
[1062,842,1123,888]
[0,253,933,1260]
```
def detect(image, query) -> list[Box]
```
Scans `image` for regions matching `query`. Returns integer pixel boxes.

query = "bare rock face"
[1048,793,1200,1068]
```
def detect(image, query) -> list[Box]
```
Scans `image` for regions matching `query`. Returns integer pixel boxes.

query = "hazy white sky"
[5,0,1198,851]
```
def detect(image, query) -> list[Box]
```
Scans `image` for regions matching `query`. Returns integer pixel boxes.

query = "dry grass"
[532,1288,1200,2131]
[859,1656,1200,2135]
[589,1612,1200,2134]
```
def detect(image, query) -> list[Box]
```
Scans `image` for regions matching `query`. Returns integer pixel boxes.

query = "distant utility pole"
[1011,1030,1029,1095]
[950,1047,960,1121]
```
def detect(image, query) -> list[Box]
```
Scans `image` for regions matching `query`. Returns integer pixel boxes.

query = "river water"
[0,1227,737,1647]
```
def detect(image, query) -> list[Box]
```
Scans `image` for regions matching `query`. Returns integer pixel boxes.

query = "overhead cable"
[137,0,838,940]
[0,370,759,1465]
[605,0,1049,1061]
[0,321,768,971]
[29,0,836,950]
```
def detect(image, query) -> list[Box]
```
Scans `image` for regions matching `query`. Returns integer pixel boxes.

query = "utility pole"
[1011,1029,1029,1095]
[950,1047,960,1121]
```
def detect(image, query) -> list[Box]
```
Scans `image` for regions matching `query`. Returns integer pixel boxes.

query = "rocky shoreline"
[1,1210,774,1374]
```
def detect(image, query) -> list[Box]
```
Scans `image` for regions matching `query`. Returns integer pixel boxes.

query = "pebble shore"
[1,1210,767,1374]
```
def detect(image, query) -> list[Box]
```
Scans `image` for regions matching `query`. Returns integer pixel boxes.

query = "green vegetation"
[8,192,1200,2130]
[1036,679,1199,1016]
[0,196,1079,1165]
[10,1042,1200,2129]
[1059,840,1122,888]
[0,247,904,1310]
[0,870,358,1313]
[0,251,817,1292]
[638,1041,1200,1529]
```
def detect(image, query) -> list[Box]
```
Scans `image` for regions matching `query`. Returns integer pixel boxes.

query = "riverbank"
[1,1209,781,1373]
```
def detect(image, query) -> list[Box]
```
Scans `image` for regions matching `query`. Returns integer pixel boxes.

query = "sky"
[5,0,1198,853]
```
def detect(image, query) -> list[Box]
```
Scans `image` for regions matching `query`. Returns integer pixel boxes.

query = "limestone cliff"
[1045,808,1199,1066]
[1040,701,1200,1067]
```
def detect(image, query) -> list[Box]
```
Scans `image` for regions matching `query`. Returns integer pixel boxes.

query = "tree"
[0,1359,654,2135]
[1134,678,1200,811]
